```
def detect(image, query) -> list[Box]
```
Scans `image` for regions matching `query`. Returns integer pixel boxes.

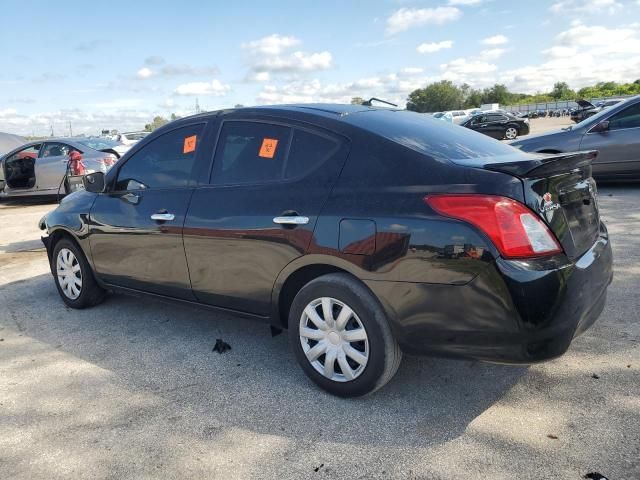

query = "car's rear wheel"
[505,127,518,140]
[52,238,105,309]
[288,273,402,397]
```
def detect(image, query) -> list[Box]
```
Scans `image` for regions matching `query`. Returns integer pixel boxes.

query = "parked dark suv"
[40,105,613,397]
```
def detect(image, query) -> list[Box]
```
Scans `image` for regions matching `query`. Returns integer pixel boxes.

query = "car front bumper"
[365,223,613,363]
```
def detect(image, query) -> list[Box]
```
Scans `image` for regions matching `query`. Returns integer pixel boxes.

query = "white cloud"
[504,22,640,93]
[247,71,271,82]
[448,0,482,4]
[241,34,300,55]
[479,48,507,60]
[386,7,461,35]
[481,34,508,45]
[251,51,332,73]
[550,0,622,14]
[401,67,424,75]
[174,79,231,96]
[136,64,219,80]
[417,40,453,54]
[256,72,437,106]
[136,67,154,79]
[441,58,497,75]
[0,108,18,118]
[243,34,333,76]
[543,46,578,58]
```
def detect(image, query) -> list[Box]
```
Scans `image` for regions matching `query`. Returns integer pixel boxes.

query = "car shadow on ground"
[0,195,59,208]
[1,271,528,451]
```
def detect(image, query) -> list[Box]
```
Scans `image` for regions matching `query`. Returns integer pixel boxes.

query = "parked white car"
[114,131,150,146]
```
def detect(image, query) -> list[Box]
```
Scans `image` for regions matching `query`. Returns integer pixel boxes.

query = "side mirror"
[83,172,106,193]
[591,120,610,133]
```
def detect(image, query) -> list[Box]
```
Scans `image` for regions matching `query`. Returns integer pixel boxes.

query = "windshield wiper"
[561,125,573,131]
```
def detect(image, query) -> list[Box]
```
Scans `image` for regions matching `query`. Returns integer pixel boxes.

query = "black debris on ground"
[591,373,600,379]
[314,464,324,473]
[584,473,608,480]
[546,434,559,439]
[212,339,231,354]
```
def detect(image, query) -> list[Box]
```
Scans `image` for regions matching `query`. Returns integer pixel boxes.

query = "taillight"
[98,155,117,172]
[424,194,562,259]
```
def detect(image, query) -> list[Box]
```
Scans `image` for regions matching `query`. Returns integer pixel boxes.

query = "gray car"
[511,95,640,181]
[0,137,122,197]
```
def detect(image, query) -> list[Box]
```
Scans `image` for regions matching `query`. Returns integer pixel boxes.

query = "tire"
[288,273,402,397]
[504,127,518,140]
[51,237,105,309]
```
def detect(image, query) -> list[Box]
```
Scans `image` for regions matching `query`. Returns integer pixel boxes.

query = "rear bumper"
[365,223,613,363]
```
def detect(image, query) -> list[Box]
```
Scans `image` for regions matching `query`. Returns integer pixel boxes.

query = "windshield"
[76,138,120,150]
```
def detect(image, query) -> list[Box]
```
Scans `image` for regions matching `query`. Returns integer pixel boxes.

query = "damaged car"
[0,137,121,197]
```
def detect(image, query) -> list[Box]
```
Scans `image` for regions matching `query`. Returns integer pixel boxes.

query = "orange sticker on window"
[258,138,278,158]
[183,135,197,154]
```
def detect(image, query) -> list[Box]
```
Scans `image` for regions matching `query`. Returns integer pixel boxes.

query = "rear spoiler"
[484,150,598,178]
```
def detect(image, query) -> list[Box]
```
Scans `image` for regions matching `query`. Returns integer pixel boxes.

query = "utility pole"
[195,98,201,114]
[68,121,73,137]
[50,123,54,137]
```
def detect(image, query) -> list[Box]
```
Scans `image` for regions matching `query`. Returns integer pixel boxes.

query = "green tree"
[406,80,464,112]
[550,82,575,100]
[144,116,169,132]
[481,84,512,105]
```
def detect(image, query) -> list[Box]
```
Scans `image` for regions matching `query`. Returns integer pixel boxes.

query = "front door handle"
[151,212,175,222]
[273,216,309,225]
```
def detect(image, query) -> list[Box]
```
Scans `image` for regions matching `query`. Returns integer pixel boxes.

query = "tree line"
[400,80,640,113]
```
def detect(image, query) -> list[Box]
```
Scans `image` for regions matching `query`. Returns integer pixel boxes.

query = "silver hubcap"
[299,297,369,382]
[56,248,82,300]
[506,128,517,139]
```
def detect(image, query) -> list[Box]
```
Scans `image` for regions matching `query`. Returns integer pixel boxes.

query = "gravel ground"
[0,186,638,480]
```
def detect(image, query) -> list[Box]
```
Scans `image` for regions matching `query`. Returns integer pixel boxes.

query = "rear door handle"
[273,216,309,225]
[151,212,175,221]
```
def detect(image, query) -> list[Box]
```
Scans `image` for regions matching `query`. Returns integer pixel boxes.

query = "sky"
[1,0,639,136]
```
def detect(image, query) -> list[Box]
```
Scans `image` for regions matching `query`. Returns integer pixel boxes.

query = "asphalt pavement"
[0,187,638,480]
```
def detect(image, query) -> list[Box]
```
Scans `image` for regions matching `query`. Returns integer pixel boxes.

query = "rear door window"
[211,121,291,185]
[285,130,340,179]
[115,124,204,191]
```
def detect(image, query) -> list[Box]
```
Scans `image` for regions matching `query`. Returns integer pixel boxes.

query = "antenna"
[195,98,201,114]
[361,97,398,107]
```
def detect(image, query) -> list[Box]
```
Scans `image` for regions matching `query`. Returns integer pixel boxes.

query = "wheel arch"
[271,255,369,329]
[46,227,91,273]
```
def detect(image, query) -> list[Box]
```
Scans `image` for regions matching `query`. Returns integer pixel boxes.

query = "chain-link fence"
[502,94,636,113]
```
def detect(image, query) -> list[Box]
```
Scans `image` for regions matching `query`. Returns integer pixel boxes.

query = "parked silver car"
[0,137,121,197]
[511,95,640,181]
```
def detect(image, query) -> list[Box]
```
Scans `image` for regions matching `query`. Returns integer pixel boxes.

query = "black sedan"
[39,104,612,397]
[461,112,530,140]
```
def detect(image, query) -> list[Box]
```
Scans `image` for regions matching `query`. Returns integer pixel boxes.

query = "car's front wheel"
[288,273,402,397]
[52,238,105,309]
[504,127,519,140]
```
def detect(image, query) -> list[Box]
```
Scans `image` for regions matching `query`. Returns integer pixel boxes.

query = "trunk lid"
[485,151,600,259]
[576,99,595,109]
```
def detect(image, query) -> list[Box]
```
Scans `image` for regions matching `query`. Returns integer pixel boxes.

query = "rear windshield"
[346,109,528,164]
